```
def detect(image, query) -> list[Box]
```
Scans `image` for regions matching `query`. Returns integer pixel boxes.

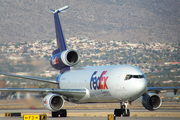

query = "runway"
[0,117,180,120]
[0,109,180,113]
[0,109,180,120]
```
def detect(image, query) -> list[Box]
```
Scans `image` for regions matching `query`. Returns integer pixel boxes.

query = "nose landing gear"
[114,102,130,117]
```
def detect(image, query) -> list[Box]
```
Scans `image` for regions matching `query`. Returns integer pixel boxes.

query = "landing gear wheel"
[52,109,67,117]
[114,109,122,116]
[114,102,130,117]
[60,109,67,117]
[52,111,59,117]
[122,109,130,117]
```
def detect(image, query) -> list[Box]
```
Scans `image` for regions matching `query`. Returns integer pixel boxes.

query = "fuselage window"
[125,74,144,80]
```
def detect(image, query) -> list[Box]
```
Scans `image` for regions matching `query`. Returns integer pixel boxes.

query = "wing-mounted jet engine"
[142,93,162,110]
[43,93,64,111]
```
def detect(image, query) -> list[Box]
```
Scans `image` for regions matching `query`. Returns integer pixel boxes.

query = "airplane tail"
[50,6,80,73]
[51,6,69,55]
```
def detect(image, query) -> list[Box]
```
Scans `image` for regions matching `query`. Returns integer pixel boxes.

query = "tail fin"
[52,6,69,53]
[50,6,80,73]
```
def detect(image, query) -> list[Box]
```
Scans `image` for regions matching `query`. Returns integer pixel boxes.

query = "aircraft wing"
[0,72,58,84]
[147,86,180,94]
[0,72,87,99]
[0,88,87,99]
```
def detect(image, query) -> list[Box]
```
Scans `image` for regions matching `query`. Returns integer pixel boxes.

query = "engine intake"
[43,94,64,111]
[142,93,162,111]
[66,50,79,65]
[50,49,80,70]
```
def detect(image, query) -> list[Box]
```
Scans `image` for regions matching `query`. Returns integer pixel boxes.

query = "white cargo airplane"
[0,6,180,117]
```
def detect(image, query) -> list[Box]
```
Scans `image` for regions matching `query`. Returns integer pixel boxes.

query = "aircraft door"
[115,75,121,95]
[113,74,128,100]
[120,75,128,99]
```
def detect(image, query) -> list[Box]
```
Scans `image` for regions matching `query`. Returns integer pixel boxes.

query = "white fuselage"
[58,65,147,103]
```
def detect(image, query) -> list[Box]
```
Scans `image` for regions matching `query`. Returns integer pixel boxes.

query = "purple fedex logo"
[90,71,108,90]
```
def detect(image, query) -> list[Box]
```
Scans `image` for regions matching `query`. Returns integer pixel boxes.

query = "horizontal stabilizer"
[51,6,69,13]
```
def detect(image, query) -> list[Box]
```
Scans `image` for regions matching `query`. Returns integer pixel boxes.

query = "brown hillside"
[0,0,180,43]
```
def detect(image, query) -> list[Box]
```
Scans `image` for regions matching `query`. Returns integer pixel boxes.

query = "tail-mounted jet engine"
[142,93,162,111]
[43,93,64,111]
[50,49,80,70]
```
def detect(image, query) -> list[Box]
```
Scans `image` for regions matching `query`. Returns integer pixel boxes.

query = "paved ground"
[0,117,180,120]
[0,109,180,120]
[1,109,180,113]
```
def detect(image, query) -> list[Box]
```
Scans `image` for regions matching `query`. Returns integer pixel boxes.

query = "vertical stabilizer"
[52,6,69,53]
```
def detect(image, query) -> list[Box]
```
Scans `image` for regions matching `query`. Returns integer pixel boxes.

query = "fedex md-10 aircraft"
[0,6,180,117]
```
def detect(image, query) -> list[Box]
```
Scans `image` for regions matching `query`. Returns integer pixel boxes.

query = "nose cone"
[134,78,147,94]
[126,78,147,99]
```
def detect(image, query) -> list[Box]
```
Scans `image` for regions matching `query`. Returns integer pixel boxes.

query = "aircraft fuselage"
[58,65,147,103]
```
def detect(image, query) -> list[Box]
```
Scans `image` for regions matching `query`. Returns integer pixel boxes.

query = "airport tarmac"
[0,109,180,120]
[0,117,180,120]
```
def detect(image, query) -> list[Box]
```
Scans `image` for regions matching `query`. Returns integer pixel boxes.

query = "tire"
[60,109,67,117]
[122,109,130,117]
[127,109,130,117]
[114,109,121,117]
[52,111,59,117]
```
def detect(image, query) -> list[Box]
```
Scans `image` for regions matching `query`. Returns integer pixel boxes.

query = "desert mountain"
[0,0,180,43]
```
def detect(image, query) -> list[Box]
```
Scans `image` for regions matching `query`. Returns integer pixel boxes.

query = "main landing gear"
[52,109,67,117]
[114,102,130,117]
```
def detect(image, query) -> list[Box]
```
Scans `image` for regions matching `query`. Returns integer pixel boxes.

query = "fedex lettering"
[52,56,59,65]
[90,71,108,90]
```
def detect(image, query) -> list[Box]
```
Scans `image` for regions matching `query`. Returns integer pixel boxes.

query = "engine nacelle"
[142,93,162,111]
[43,93,64,111]
[50,49,80,70]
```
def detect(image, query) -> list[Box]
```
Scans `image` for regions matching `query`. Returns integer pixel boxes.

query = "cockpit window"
[125,74,144,80]
[133,75,139,78]
[139,75,144,78]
